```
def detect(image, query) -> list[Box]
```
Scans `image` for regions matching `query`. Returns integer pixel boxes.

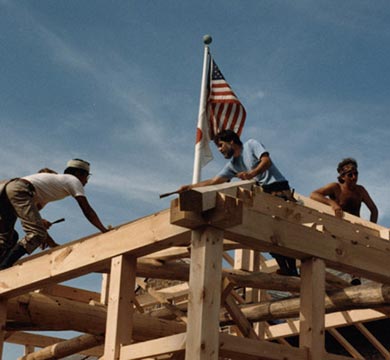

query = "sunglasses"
[343,171,358,178]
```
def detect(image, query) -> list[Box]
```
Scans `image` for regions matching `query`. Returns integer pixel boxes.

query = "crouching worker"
[177,129,299,276]
[0,159,109,270]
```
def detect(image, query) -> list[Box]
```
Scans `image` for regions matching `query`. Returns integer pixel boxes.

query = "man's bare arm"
[177,176,228,193]
[310,183,343,217]
[360,186,378,223]
[75,196,108,233]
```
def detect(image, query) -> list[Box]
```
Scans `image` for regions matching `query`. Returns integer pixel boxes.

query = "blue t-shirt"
[216,139,287,186]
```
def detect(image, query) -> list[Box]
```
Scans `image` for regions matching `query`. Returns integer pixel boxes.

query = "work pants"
[0,179,46,255]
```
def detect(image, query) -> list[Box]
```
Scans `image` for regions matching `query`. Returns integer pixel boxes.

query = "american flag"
[207,59,246,139]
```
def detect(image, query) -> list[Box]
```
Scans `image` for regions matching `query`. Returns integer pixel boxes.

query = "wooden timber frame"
[1,180,390,359]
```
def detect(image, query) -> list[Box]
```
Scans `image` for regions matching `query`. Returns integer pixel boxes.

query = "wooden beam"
[0,209,191,299]
[104,255,136,360]
[265,308,389,340]
[219,333,307,360]
[185,227,223,360]
[37,284,100,304]
[179,180,255,212]
[6,292,186,340]
[222,204,390,284]
[221,282,390,325]
[0,300,6,359]
[5,332,103,357]
[17,334,104,360]
[299,258,326,360]
[120,333,186,359]
[172,188,390,283]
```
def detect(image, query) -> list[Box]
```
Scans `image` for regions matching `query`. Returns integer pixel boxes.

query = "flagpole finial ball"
[203,34,212,45]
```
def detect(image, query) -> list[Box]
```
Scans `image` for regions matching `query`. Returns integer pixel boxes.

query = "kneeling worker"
[0,159,109,269]
[177,130,298,276]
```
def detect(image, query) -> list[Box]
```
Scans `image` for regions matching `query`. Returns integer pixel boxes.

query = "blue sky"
[2,1,390,357]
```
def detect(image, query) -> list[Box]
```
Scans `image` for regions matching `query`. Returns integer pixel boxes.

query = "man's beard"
[224,148,234,159]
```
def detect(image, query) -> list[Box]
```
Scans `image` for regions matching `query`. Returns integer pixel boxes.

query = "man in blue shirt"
[178,130,298,276]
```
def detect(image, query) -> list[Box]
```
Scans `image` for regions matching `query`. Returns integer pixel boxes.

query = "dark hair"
[337,158,358,183]
[64,167,89,177]
[214,130,243,146]
[38,168,57,174]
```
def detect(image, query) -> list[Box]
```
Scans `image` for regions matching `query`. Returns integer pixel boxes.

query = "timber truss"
[1,180,390,359]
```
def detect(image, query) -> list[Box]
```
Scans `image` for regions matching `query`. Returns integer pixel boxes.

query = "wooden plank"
[220,333,353,360]
[299,258,326,360]
[104,255,136,360]
[37,284,100,304]
[296,194,387,235]
[219,333,307,360]
[224,294,259,340]
[185,227,223,360]
[18,334,104,360]
[173,190,390,282]
[0,300,6,359]
[179,180,255,212]
[0,209,191,299]
[222,204,390,284]
[120,333,186,359]
[265,308,389,340]
[5,332,103,357]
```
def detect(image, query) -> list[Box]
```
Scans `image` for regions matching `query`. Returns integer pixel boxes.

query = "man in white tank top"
[0,159,109,269]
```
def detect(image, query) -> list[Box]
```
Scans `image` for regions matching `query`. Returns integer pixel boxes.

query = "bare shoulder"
[356,184,369,195]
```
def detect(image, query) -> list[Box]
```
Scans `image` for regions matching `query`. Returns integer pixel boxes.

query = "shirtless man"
[310,158,378,285]
[310,158,378,222]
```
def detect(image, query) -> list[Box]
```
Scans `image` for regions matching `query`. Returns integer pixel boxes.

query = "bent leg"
[6,180,46,255]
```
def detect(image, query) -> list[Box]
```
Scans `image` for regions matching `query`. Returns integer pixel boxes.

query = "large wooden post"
[103,255,137,360]
[0,299,6,360]
[185,227,224,360]
[299,257,326,360]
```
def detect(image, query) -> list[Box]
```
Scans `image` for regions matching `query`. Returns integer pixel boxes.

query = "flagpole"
[192,35,212,184]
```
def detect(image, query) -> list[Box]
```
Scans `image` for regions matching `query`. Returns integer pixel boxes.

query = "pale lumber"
[5,332,103,357]
[225,268,347,293]
[136,283,189,309]
[136,258,190,281]
[6,292,185,340]
[100,273,110,305]
[222,282,390,325]
[136,278,187,323]
[185,227,223,360]
[179,180,255,212]
[173,190,390,283]
[219,333,307,360]
[253,190,383,239]
[120,332,186,359]
[296,193,387,235]
[178,181,386,236]
[222,203,390,284]
[220,333,353,360]
[24,345,34,355]
[0,300,6,358]
[36,284,100,304]
[265,308,389,340]
[104,255,136,359]
[299,258,326,360]
[0,209,191,299]
[224,294,259,339]
[17,334,103,360]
